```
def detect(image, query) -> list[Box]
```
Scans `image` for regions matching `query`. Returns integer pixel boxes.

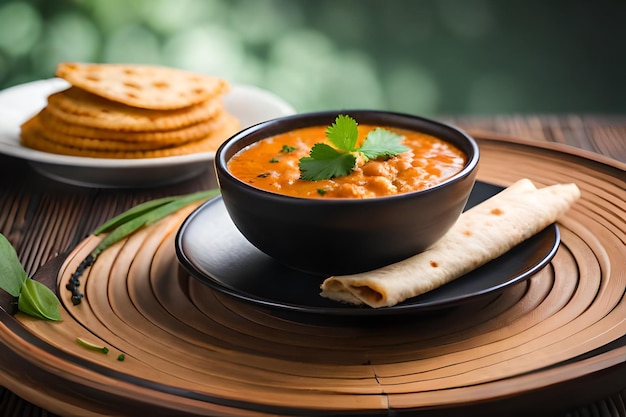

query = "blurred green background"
[0,0,624,116]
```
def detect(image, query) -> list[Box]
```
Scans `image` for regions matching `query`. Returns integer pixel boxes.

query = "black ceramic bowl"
[215,110,479,276]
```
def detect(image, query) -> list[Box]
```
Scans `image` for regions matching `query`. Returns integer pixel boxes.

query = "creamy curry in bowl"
[227,123,467,199]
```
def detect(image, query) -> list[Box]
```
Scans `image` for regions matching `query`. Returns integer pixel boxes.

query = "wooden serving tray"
[0,135,624,416]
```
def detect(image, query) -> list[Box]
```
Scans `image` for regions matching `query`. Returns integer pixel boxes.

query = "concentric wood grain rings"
[0,136,624,416]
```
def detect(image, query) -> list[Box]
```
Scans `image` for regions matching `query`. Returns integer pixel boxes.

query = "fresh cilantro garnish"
[298,115,408,181]
[280,145,297,153]
[269,158,279,163]
[299,143,356,181]
[358,127,407,160]
[326,114,359,152]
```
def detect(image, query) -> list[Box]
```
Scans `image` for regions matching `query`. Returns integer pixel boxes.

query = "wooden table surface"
[0,114,624,416]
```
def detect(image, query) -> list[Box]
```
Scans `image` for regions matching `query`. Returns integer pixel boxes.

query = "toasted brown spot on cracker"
[430,261,438,268]
[123,81,141,89]
[491,208,503,215]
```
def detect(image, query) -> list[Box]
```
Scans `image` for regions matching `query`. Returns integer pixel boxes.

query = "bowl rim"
[215,109,480,204]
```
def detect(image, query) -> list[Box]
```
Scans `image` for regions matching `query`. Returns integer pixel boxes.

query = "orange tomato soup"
[227,125,466,198]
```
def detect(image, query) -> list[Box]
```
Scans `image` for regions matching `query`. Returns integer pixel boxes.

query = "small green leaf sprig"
[0,234,62,321]
[75,337,126,361]
[67,189,220,305]
[298,114,409,181]
[76,336,109,354]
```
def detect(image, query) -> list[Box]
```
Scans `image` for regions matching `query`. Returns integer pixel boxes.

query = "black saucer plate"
[175,182,560,316]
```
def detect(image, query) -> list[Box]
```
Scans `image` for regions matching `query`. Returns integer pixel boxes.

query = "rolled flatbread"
[320,179,581,308]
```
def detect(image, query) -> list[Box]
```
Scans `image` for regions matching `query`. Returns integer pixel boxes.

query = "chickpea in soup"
[227,125,466,199]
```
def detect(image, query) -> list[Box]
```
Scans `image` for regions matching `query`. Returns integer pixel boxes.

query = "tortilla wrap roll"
[320,178,581,308]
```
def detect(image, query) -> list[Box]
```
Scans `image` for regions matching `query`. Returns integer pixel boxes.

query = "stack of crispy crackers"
[20,62,240,158]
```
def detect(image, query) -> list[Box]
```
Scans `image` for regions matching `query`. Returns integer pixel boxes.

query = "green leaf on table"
[0,233,61,321]
[94,195,179,235]
[91,189,220,258]
[68,189,221,305]
[18,278,62,321]
[0,234,28,297]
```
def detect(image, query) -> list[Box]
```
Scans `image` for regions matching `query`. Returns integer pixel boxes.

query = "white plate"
[0,78,296,188]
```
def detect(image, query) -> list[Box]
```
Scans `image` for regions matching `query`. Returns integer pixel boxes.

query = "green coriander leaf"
[280,145,297,153]
[0,233,28,297]
[358,128,409,161]
[325,114,359,152]
[18,278,62,321]
[299,143,356,180]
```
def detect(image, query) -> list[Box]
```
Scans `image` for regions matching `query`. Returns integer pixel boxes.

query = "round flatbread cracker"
[38,107,225,145]
[27,112,165,151]
[21,112,240,158]
[46,87,223,132]
[55,62,229,110]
